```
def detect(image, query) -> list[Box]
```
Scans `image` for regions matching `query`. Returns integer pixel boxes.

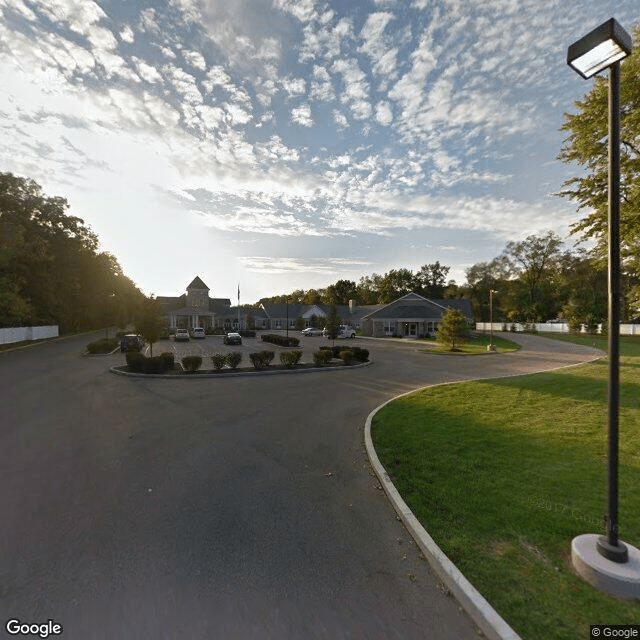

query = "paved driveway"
[0,333,601,639]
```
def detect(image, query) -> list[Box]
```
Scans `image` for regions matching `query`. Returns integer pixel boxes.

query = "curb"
[110,360,372,379]
[364,390,521,640]
[363,351,604,640]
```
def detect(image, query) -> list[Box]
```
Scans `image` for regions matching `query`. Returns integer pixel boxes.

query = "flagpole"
[237,283,240,330]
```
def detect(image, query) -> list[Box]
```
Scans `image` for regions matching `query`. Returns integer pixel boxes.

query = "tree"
[0,172,145,330]
[134,297,165,356]
[437,308,470,351]
[502,231,564,320]
[558,25,640,308]
[417,261,450,298]
[324,279,356,306]
[324,304,341,342]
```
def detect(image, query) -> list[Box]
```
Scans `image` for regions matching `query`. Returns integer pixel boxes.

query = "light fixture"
[567,17,633,79]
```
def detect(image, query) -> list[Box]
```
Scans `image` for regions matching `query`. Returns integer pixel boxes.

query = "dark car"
[120,334,144,352]
[223,332,242,345]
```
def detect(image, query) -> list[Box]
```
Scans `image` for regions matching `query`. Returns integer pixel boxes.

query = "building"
[360,293,473,338]
[158,278,473,337]
[157,277,232,330]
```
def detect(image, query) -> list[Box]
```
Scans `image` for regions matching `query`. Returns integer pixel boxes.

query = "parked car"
[223,332,242,345]
[120,334,144,352]
[302,327,323,336]
[189,327,206,339]
[174,328,190,342]
[323,325,356,339]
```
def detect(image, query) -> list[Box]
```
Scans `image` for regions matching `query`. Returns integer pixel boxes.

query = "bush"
[87,337,119,354]
[126,351,146,372]
[182,355,202,372]
[125,351,173,373]
[248,351,274,370]
[159,352,174,369]
[261,333,300,347]
[339,349,354,365]
[318,345,368,362]
[280,350,303,368]
[226,352,242,369]
[211,353,227,370]
[313,350,332,366]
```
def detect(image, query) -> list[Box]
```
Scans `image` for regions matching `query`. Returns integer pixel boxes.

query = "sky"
[0,0,637,304]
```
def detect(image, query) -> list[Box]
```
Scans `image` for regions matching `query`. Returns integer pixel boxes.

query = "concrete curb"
[110,360,372,379]
[362,355,604,640]
[364,390,521,640]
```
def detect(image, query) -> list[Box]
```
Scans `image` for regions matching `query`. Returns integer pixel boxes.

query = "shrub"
[159,352,174,369]
[182,355,202,372]
[280,350,303,368]
[125,352,173,373]
[249,351,274,370]
[261,333,300,347]
[313,350,332,366]
[211,353,227,370]
[249,353,264,369]
[87,337,119,354]
[226,352,242,369]
[339,349,354,365]
[126,351,146,372]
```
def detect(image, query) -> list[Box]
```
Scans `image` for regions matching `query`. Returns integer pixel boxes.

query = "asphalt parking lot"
[149,332,353,364]
[1,332,603,639]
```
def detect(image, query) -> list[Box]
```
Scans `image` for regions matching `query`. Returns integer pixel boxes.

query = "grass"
[426,332,520,354]
[543,331,640,357]
[372,350,640,639]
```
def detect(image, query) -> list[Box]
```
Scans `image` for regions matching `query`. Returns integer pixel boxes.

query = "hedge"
[87,337,119,354]
[182,355,202,372]
[320,345,369,362]
[126,351,174,373]
[261,333,300,347]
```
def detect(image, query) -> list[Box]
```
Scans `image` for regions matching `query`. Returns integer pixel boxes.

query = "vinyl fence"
[0,325,59,345]
[476,322,640,335]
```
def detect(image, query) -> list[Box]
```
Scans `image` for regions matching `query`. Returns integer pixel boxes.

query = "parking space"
[149,332,357,364]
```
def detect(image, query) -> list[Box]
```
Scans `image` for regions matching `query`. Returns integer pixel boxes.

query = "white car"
[302,327,323,336]
[174,328,190,342]
[323,325,356,339]
[190,327,206,339]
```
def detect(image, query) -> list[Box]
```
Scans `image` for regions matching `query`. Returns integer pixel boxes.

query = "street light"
[488,289,498,352]
[567,18,632,567]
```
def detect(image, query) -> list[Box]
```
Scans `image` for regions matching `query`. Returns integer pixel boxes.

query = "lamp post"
[488,289,498,351]
[567,17,632,564]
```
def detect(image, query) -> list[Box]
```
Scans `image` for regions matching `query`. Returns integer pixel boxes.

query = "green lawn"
[427,332,520,354]
[372,344,640,639]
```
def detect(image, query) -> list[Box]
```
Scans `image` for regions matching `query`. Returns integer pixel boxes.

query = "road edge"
[364,387,521,640]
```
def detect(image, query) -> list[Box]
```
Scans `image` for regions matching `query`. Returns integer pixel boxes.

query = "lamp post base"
[597,535,628,563]
[572,534,640,600]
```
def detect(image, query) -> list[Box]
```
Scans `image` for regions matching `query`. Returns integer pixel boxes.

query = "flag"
[237,284,240,303]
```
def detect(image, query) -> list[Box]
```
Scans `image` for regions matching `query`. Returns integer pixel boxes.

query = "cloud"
[291,103,313,126]
[238,256,371,274]
[375,101,393,125]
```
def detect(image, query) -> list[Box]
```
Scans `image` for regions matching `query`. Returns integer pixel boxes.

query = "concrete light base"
[571,534,640,600]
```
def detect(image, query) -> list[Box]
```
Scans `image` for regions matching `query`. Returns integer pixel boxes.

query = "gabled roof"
[361,292,473,321]
[187,276,209,291]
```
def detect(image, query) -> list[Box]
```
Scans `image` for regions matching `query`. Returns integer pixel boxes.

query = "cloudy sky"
[0,0,636,303]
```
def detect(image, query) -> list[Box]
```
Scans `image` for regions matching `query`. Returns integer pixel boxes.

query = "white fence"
[0,325,59,345]
[476,322,640,336]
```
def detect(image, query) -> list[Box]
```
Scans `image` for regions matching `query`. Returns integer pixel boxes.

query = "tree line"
[2,28,639,338]
[0,172,146,332]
